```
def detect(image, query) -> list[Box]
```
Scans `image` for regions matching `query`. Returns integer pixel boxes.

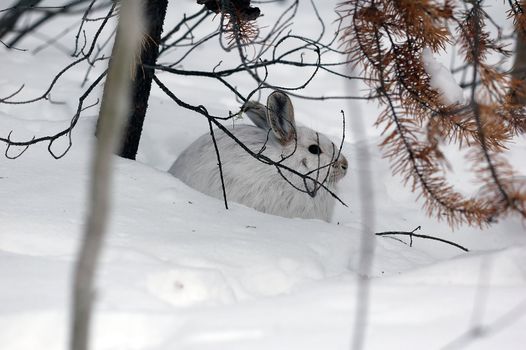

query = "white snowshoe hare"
[169,91,348,221]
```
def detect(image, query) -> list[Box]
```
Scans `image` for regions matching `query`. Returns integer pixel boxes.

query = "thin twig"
[375,226,469,252]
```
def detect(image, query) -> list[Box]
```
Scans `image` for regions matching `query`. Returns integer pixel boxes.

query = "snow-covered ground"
[1,1,526,349]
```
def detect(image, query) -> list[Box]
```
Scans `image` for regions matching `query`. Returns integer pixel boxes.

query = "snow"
[1,1,526,350]
[422,48,466,105]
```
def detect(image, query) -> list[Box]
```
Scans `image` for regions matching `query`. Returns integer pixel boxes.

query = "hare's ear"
[266,91,296,145]
[243,101,269,129]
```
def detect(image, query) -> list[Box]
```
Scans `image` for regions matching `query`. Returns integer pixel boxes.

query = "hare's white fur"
[169,91,347,221]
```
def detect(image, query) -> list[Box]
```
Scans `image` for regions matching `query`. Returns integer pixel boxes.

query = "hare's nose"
[340,156,348,171]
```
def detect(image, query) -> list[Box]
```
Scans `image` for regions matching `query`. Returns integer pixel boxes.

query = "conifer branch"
[341,0,526,227]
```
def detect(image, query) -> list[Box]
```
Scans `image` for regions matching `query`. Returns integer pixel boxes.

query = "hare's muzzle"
[331,155,348,182]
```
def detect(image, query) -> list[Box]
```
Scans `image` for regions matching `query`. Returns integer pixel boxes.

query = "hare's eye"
[308,144,322,155]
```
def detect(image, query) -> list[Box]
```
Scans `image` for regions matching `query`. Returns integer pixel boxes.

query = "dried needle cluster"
[197,0,260,45]
[341,0,526,227]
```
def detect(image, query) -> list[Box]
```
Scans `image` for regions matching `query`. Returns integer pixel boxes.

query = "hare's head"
[243,91,348,188]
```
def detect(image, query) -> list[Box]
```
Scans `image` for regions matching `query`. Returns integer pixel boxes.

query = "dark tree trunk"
[512,36,526,106]
[0,0,42,40]
[118,0,169,159]
[510,1,526,106]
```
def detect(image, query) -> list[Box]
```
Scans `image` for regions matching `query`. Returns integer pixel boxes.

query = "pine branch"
[341,0,526,227]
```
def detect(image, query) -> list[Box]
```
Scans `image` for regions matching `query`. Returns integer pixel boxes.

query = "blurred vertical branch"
[346,71,376,350]
[70,1,144,350]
